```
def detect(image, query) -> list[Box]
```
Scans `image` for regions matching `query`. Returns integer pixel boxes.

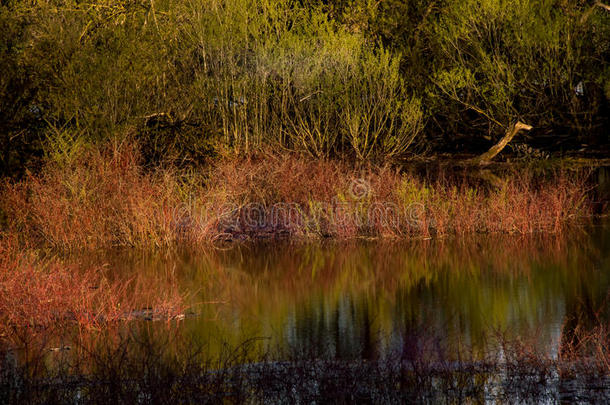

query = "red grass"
[2,143,184,249]
[0,143,593,249]
[203,152,591,239]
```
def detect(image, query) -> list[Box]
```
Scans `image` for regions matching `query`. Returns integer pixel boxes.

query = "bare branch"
[471,121,533,164]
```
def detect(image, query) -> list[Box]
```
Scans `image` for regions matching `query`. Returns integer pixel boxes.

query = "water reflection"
[94,224,610,361]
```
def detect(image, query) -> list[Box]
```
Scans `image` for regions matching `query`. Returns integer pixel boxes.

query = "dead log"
[581,2,610,23]
[596,2,610,12]
[471,121,533,165]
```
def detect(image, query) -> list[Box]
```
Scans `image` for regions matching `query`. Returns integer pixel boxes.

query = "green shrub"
[428,0,608,137]
[181,0,423,158]
[0,5,42,176]
[0,0,424,163]
[0,0,607,175]
[340,0,609,147]
[339,48,423,160]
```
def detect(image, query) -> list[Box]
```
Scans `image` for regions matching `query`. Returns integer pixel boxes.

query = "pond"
[91,221,610,363]
[5,166,609,402]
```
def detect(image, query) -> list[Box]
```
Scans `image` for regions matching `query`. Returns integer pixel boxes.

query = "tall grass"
[0,142,592,249]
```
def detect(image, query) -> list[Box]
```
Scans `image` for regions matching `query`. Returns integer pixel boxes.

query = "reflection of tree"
[559,287,607,361]
[560,224,610,361]
[83,228,609,360]
[361,305,376,361]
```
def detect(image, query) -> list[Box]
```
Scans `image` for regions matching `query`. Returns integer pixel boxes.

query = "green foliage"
[344,0,609,144]
[199,0,602,146]
[340,49,423,159]
[0,5,42,176]
[0,0,608,175]
[43,121,88,168]
[0,0,425,165]
[180,0,423,158]
[427,0,597,134]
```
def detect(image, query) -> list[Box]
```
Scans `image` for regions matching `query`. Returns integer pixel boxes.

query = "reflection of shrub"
[0,237,185,335]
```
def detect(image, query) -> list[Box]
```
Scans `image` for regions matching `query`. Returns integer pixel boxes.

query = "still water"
[99,223,610,361]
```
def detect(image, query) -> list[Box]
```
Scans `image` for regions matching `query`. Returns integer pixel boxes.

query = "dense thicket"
[1,0,608,175]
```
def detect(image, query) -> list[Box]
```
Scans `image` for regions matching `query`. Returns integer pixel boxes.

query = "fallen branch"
[596,2,610,12]
[580,2,610,24]
[471,121,533,165]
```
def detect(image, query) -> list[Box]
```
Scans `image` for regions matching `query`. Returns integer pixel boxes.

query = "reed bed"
[1,142,593,250]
